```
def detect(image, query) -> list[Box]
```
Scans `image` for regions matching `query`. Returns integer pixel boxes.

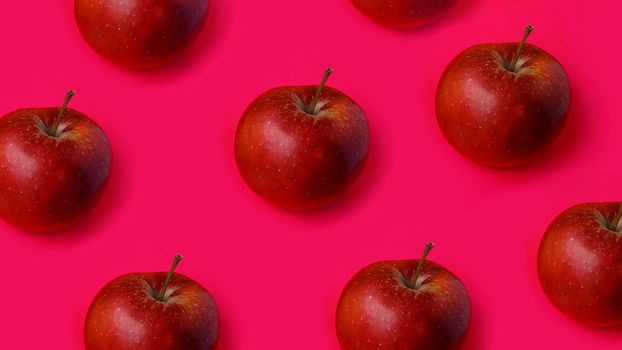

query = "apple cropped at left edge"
[0,90,111,233]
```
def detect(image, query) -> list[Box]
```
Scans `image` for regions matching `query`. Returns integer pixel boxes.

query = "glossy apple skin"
[0,108,111,232]
[538,202,622,327]
[85,272,220,350]
[349,0,457,28]
[234,86,369,210]
[436,43,570,167]
[75,0,210,69]
[336,260,471,349]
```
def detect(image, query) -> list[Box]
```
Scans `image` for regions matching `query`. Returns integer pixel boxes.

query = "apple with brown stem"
[336,242,471,349]
[85,254,220,349]
[235,68,370,210]
[0,90,111,232]
[436,25,570,167]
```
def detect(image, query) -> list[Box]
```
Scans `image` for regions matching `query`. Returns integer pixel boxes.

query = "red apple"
[436,26,570,167]
[85,255,220,349]
[234,68,370,210]
[74,0,210,69]
[0,90,111,233]
[336,243,471,349]
[538,202,622,327]
[348,0,457,28]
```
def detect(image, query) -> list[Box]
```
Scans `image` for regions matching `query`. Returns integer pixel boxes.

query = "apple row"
[72,0,459,70]
[0,24,569,230]
[82,201,622,350]
[0,22,569,228]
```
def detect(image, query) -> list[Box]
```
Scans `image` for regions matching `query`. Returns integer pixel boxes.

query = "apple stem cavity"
[612,205,622,232]
[409,242,435,290]
[308,67,334,115]
[509,25,535,72]
[157,254,184,302]
[49,90,76,137]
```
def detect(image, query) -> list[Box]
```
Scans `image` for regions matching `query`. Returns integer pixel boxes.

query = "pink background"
[0,0,621,349]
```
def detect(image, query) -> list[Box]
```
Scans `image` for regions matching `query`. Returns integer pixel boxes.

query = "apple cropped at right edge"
[436,25,570,167]
[235,68,370,210]
[538,202,622,327]
[336,243,471,350]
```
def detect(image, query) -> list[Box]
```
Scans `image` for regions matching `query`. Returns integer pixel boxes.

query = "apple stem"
[307,68,333,115]
[612,205,622,232]
[157,254,184,302]
[50,90,76,137]
[509,25,535,72]
[409,242,435,289]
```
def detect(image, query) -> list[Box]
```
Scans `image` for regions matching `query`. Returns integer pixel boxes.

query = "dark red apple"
[85,255,220,349]
[436,26,570,167]
[234,68,370,210]
[538,202,622,327]
[348,0,457,28]
[0,90,111,233]
[336,243,471,349]
[74,0,210,69]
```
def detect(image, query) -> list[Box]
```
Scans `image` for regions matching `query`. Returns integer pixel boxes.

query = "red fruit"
[538,202,622,327]
[348,0,457,28]
[336,243,471,349]
[75,0,210,69]
[0,90,111,232]
[235,68,370,210]
[85,255,220,349]
[436,26,570,167]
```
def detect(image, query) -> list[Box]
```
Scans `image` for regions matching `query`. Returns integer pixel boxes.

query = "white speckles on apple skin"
[436,42,570,168]
[75,0,210,69]
[538,202,622,327]
[0,107,111,232]
[235,85,370,210]
[85,272,220,350]
[337,260,471,349]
